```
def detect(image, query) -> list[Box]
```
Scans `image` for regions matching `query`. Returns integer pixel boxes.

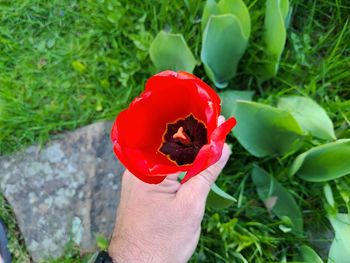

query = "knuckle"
[176,191,204,222]
[198,170,215,187]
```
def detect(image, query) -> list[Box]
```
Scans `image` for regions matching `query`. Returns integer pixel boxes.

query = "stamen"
[173,127,191,146]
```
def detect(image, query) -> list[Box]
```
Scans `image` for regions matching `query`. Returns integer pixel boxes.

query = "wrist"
[108,231,164,263]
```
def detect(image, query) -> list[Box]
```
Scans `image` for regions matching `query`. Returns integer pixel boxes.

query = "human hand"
[108,142,231,263]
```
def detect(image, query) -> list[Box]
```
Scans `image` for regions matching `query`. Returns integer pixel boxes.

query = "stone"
[0,121,124,262]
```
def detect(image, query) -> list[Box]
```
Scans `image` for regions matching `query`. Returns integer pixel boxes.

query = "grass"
[0,195,30,262]
[0,0,349,262]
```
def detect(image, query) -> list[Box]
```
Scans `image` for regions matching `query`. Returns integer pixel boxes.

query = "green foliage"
[0,0,155,155]
[252,165,303,233]
[201,0,251,37]
[278,96,336,140]
[149,31,196,72]
[233,101,303,157]
[261,0,290,80]
[0,196,30,262]
[201,0,220,32]
[201,15,249,88]
[196,212,281,262]
[290,139,350,182]
[219,90,254,119]
[328,213,350,263]
[324,184,336,208]
[201,0,251,88]
[95,234,109,251]
[295,245,323,263]
[41,239,92,263]
[207,183,237,208]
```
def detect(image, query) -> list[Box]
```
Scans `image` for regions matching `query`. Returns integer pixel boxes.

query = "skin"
[108,142,231,263]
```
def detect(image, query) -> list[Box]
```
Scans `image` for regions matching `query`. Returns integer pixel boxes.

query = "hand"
[108,144,231,263]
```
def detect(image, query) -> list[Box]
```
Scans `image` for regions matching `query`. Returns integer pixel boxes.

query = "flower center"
[172,127,191,146]
[159,114,208,166]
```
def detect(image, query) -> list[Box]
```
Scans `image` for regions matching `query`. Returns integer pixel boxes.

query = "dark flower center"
[159,114,208,166]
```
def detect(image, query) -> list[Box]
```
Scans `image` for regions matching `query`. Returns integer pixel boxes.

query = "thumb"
[177,143,231,202]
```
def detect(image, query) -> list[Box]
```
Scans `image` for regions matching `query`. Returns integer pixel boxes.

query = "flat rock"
[0,121,124,262]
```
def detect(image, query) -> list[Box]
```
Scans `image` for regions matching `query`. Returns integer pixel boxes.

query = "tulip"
[111,70,236,184]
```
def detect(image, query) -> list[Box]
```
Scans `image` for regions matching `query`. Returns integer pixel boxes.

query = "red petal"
[177,71,221,137]
[146,71,221,140]
[177,71,220,114]
[114,73,211,150]
[181,117,236,184]
[113,143,167,184]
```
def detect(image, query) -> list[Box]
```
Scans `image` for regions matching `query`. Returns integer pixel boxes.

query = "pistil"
[173,127,191,146]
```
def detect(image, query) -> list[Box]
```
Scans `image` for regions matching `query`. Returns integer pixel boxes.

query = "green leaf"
[201,14,249,88]
[207,183,236,208]
[290,139,350,182]
[219,90,254,119]
[149,31,196,72]
[262,0,290,79]
[278,96,336,140]
[233,101,303,157]
[328,213,350,263]
[336,178,350,205]
[201,0,220,32]
[324,184,335,208]
[201,0,251,38]
[95,234,109,250]
[295,245,323,263]
[252,165,303,233]
[217,0,251,38]
[200,0,251,87]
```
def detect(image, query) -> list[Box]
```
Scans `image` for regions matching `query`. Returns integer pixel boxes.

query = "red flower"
[111,71,236,184]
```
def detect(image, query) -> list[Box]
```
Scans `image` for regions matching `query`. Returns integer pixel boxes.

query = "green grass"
[0,195,30,262]
[0,0,349,262]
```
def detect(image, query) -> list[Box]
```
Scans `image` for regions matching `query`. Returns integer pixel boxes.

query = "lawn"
[0,0,349,262]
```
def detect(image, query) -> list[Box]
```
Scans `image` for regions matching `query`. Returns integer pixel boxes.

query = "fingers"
[164,172,181,182]
[124,170,181,195]
[177,143,231,202]
[156,173,181,194]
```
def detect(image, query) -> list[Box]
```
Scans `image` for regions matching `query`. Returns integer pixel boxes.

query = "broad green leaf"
[201,14,249,88]
[295,245,323,263]
[201,0,220,32]
[328,213,350,263]
[234,101,303,157]
[219,90,254,119]
[252,165,303,233]
[201,0,251,38]
[149,31,196,72]
[217,0,251,38]
[278,96,336,140]
[207,183,236,208]
[262,0,290,79]
[290,139,350,182]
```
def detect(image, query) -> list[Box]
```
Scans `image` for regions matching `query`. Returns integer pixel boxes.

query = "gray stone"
[0,121,124,262]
